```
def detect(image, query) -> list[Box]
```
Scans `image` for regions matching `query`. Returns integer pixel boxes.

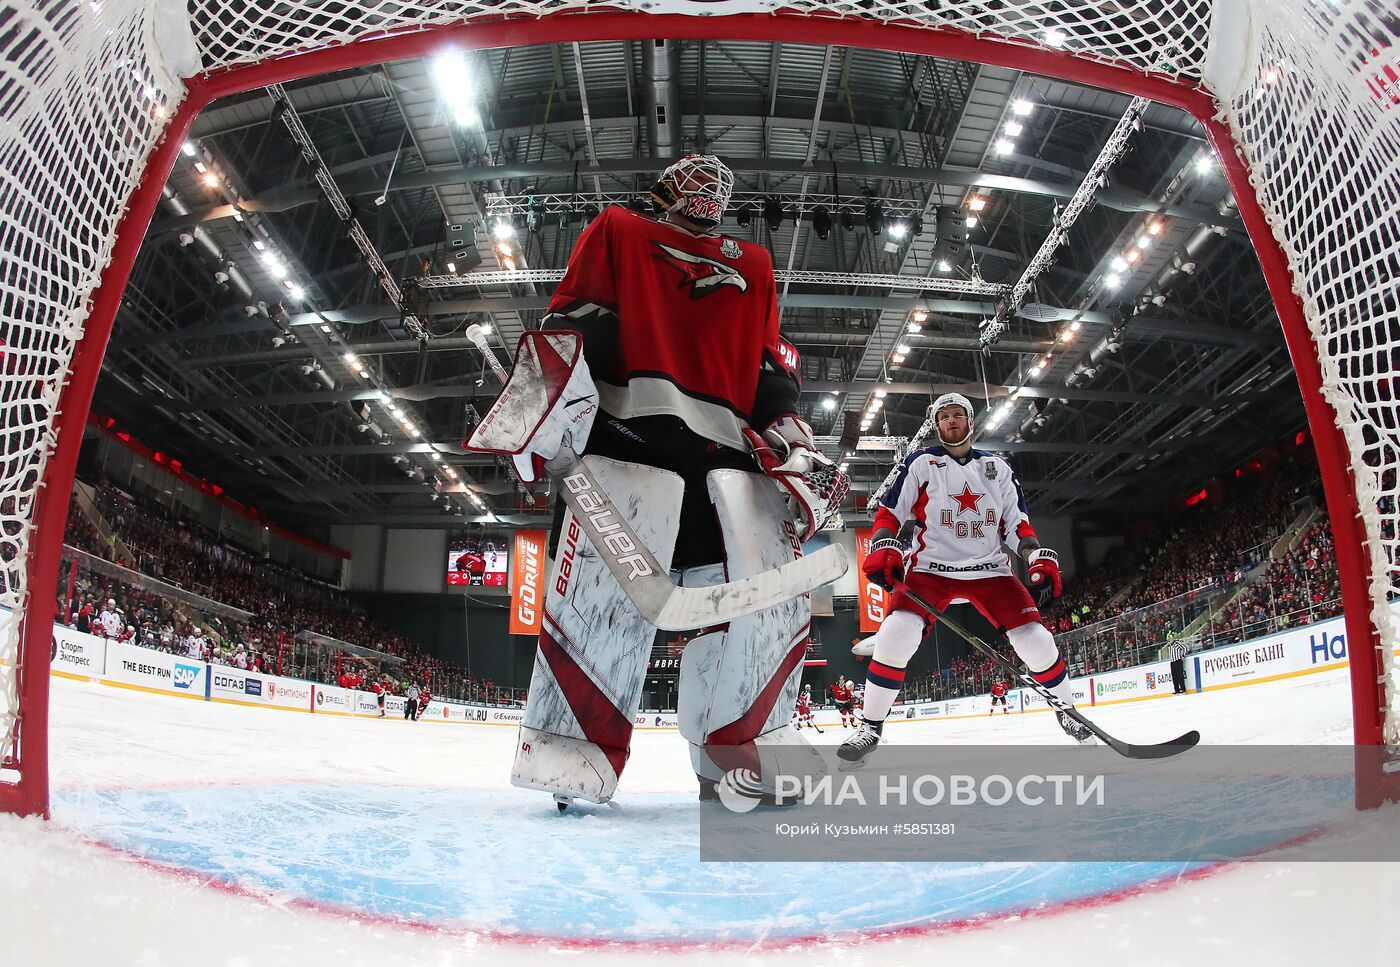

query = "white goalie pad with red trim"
[676,469,825,787]
[511,457,683,804]
[464,330,598,484]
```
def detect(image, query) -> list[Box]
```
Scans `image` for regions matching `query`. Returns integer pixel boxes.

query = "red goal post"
[2,0,1397,818]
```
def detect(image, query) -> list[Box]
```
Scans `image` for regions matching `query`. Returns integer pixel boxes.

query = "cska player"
[842,393,1091,768]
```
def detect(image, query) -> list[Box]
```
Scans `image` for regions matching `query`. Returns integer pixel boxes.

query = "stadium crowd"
[1213,518,1340,644]
[1039,456,1317,634]
[56,481,518,706]
[28,446,1353,715]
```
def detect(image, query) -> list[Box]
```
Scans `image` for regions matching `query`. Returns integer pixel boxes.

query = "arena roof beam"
[174,377,1267,417]
[147,156,1242,236]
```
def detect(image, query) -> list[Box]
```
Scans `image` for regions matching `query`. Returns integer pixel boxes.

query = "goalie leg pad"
[676,470,822,786]
[512,457,683,802]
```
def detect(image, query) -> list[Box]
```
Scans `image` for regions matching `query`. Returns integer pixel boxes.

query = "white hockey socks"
[860,609,924,723]
[1007,622,1075,706]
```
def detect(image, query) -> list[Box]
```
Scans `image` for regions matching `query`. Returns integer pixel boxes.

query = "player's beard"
[937,421,973,448]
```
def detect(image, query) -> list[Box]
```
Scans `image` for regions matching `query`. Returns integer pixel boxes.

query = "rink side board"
[12,607,1396,730]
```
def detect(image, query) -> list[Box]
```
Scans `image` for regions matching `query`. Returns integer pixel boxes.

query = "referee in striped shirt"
[1168,636,1190,694]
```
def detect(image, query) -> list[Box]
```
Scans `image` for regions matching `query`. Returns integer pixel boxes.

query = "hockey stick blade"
[996,661,1199,758]
[1110,729,1201,759]
[558,457,848,631]
[891,576,1199,760]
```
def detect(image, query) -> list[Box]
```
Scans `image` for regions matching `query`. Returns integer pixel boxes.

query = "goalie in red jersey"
[467,154,848,808]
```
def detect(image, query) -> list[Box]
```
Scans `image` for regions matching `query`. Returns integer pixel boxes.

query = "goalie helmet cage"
[1,0,1397,818]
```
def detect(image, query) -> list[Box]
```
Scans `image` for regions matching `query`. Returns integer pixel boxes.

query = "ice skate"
[836,718,884,770]
[1057,710,1097,744]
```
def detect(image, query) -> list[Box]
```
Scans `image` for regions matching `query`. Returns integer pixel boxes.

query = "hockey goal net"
[2,0,1398,817]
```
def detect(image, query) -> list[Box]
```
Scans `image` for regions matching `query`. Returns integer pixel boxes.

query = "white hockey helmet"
[929,392,974,447]
[651,153,734,230]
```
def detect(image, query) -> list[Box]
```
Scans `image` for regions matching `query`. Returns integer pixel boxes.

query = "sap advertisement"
[105,640,208,698]
[447,534,508,588]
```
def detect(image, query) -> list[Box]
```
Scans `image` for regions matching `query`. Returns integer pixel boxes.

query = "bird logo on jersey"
[653,242,749,298]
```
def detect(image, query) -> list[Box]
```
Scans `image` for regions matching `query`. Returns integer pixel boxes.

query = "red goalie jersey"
[543,206,799,451]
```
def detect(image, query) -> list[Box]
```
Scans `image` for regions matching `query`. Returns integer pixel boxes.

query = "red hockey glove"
[1026,547,1062,605]
[862,534,907,593]
[743,415,850,542]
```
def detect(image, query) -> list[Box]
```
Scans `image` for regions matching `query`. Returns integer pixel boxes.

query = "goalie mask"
[930,392,974,448]
[651,153,734,230]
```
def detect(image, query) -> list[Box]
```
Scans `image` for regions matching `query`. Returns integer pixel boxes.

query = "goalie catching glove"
[463,330,598,484]
[742,415,849,543]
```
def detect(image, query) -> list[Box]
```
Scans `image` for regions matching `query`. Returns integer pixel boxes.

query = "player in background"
[841,393,1090,768]
[184,626,207,661]
[469,154,848,807]
[830,675,857,728]
[98,598,123,639]
[793,684,821,732]
[989,679,1010,714]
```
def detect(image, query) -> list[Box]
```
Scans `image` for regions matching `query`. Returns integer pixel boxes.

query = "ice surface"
[0,662,1397,965]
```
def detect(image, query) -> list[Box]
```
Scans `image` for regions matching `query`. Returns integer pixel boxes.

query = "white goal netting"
[2,0,1398,811]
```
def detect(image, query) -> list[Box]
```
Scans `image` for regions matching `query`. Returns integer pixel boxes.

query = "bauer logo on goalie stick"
[562,471,655,581]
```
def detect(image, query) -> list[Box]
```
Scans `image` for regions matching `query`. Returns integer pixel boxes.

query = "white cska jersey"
[873,445,1038,581]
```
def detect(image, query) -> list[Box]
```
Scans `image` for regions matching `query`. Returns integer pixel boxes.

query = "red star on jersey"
[951,483,984,515]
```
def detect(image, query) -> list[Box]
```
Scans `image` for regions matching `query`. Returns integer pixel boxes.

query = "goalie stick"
[465,325,849,632]
[889,525,1198,759]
